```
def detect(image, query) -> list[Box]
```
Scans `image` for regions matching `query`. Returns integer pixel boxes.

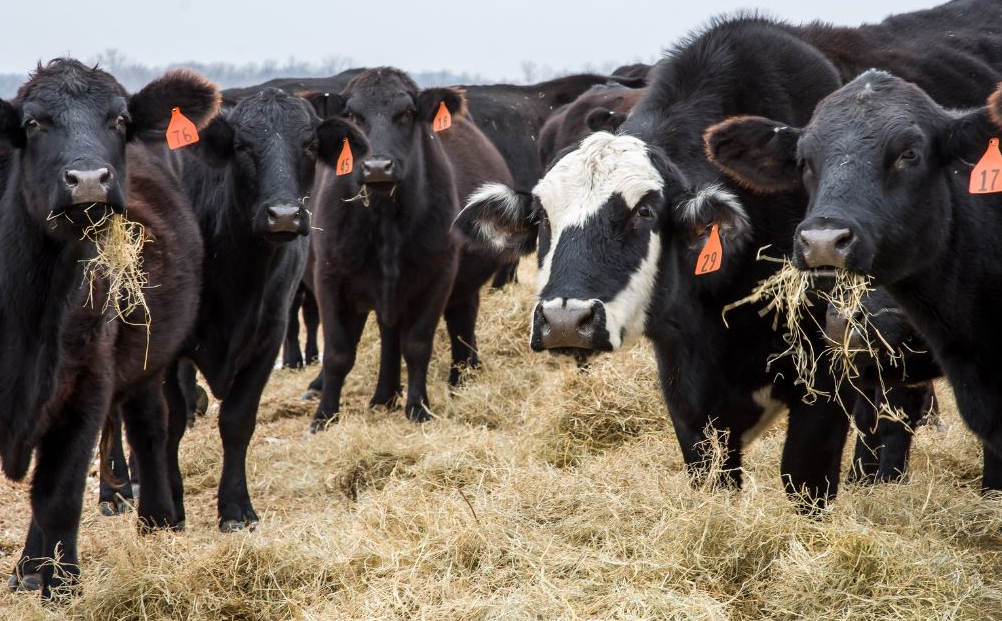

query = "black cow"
[612,63,653,80]
[153,87,333,532]
[0,59,217,596]
[221,69,366,107]
[538,84,647,168]
[456,19,854,509]
[304,67,513,427]
[825,288,941,483]
[704,70,1002,489]
[283,281,320,368]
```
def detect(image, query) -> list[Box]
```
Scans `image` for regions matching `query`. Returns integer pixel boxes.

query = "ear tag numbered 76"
[166,107,199,150]
[433,102,452,132]
[336,139,353,176]
[970,137,1002,194]
[695,224,722,275]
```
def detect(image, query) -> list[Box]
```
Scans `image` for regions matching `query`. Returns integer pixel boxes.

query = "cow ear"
[317,117,370,168]
[585,107,615,131]
[940,87,1002,162]
[704,115,802,194]
[0,99,25,148]
[453,182,536,260]
[675,183,752,251]
[195,115,235,166]
[127,69,221,141]
[300,91,345,119]
[416,87,466,124]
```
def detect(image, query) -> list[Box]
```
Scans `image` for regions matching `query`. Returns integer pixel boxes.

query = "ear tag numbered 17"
[166,108,199,150]
[336,139,353,176]
[695,224,722,275]
[970,137,1002,194]
[433,102,452,132]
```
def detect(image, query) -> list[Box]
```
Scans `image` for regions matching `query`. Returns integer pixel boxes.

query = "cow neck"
[0,161,100,477]
[890,174,1001,355]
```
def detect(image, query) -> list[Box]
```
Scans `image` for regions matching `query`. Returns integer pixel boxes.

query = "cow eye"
[397,109,414,124]
[635,205,655,220]
[346,112,364,124]
[305,139,318,156]
[23,118,39,132]
[897,149,918,166]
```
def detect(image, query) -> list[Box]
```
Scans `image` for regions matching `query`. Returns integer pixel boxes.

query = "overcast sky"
[1,0,941,81]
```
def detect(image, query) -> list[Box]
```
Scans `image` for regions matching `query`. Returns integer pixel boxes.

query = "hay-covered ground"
[2,262,1002,620]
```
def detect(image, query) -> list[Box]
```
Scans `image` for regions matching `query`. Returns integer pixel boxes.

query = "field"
[2,263,1002,620]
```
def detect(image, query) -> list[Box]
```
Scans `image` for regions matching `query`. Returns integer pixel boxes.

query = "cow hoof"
[8,572,42,592]
[310,417,337,433]
[369,391,401,409]
[301,389,321,401]
[219,518,258,533]
[195,385,210,416]
[405,404,433,423]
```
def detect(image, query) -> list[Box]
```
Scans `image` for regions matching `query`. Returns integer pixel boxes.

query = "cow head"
[304,67,464,198]
[0,59,218,235]
[455,131,750,355]
[198,87,330,240]
[705,70,1002,283]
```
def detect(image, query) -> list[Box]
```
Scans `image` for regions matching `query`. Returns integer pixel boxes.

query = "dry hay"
[2,259,1001,620]
[76,206,152,363]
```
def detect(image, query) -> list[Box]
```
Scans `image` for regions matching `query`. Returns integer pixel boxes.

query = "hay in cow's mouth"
[722,250,899,409]
[78,205,152,366]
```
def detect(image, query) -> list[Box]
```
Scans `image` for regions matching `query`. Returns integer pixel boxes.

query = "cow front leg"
[371,318,402,408]
[120,378,177,531]
[98,408,135,516]
[311,293,367,431]
[444,294,482,387]
[782,397,850,514]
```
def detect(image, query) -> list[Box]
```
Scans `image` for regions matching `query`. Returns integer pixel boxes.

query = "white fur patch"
[463,182,525,252]
[533,132,663,294]
[677,183,748,234]
[741,385,787,448]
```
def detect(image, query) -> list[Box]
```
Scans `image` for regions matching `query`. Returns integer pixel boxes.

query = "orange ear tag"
[695,224,722,275]
[432,102,452,132]
[336,139,353,176]
[166,107,199,150]
[970,138,1002,194]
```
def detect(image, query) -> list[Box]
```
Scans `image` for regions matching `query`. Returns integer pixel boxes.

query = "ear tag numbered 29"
[336,139,353,176]
[433,102,452,132]
[970,137,1002,194]
[166,107,199,150]
[695,224,722,275]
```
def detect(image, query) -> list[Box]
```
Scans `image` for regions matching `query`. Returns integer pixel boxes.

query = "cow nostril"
[64,171,78,187]
[835,229,854,252]
[576,307,596,331]
[99,168,111,184]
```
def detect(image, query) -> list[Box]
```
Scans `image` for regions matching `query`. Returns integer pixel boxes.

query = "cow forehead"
[533,132,663,226]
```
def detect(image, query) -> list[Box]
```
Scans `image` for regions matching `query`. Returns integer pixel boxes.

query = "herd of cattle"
[2,0,1001,599]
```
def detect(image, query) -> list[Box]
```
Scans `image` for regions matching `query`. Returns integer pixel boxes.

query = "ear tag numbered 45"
[970,138,1002,194]
[695,224,722,275]
[336,139,353,176]
[166,108,199,150]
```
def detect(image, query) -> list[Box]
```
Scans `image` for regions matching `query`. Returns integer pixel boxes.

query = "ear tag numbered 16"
[970,137,1002,194]
[336,139,353,176]
[695,224,722,275]
[433,102,452,132]
[166,108,199,150]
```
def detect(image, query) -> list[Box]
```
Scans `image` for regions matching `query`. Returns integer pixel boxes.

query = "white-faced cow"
[304,68,514,427]
[0,59,217,596]
[705,71,1002,490]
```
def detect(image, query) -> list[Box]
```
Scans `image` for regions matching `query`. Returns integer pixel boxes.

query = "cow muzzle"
[795,218,860,270]
[530,299,611,353]
[265,202,305,238]
[361,157,396,185]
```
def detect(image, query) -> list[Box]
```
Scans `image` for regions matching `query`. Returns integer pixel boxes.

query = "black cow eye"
[346,112,363,124]
[636,205,655,220]
[24,118,39,131]
[398,109,414,123]
[305,140,318,155]
[898,149,918,164]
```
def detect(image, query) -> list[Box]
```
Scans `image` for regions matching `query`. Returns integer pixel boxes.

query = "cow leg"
[848,393,880,484]
[490,259,519,289]
[371,318,402,408]
[20,393,106,597]
[177,360,200,428]
[98,409,134,516]
[400,281,451,423]
[782,398,850,513]
[283,284,305,369]
[216,356,276,532]
[874,384,929,483]
[668,411,743,488]
[311,299,367,430]
[302,286,321,365]
[119,379,177,531]
[8,522,43,592]
[164,365,190,529]
[983,445,1002,492]
[444,294,481,387]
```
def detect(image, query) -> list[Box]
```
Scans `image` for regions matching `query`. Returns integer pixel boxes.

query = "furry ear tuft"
[128,69,221,140]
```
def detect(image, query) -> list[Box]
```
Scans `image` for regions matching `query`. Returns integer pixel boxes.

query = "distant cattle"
[220,69,366,107]
[0,59,217,595]
[824,288,941,483]
[704,70,1002,489]
[152,87,331,532]
[454,3,1002,509]
[538,83,646,168]
[303,67,513,427]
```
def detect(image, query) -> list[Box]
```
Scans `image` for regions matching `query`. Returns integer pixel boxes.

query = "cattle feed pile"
[2,261,1001,621]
